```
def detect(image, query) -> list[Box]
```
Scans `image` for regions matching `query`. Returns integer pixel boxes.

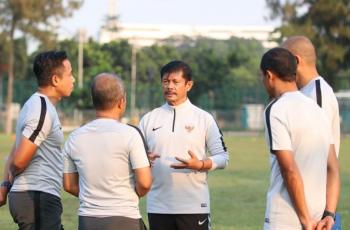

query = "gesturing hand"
[171,150,203,170]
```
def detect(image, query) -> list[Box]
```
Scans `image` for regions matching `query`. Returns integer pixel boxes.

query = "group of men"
[261,36,340,230]
[0,35,341,230]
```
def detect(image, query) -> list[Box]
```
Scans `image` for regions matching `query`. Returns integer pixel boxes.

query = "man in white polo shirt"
[0,50,75,229]
[139,60,229,230]
[63,73,152,230]
[282,36,342,228]
[282,36,341,157]
[260,48,340,229]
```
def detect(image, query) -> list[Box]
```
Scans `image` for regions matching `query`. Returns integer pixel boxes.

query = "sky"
[59,0,280,39]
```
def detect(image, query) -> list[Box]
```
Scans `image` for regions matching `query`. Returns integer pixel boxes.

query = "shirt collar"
[300,75,322,91]
[163,98,192,110]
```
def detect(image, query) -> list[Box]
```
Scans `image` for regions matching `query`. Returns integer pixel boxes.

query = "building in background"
[99,0,277,48]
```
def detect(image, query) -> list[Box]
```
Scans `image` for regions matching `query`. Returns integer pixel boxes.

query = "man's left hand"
[171,150,203,170]
[316,216,335,230]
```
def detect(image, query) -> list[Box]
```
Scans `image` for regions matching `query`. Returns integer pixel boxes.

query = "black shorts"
[8,191,63,230]
[79,216,147,230]
[148,213,210,230]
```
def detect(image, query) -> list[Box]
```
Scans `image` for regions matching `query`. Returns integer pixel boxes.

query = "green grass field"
[0,134,349,229]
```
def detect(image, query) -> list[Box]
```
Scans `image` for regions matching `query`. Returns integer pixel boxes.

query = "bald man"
[282,36,341,230]
[63,73,152,230]
[282,36,340,157]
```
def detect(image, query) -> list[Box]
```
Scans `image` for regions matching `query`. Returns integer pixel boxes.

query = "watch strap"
[322,210,336,220]
[0,181,12,191]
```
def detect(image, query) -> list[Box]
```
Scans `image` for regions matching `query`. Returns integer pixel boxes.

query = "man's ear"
[294,55,300,65]
[186,80,193,92]
[117,96,126,109]
[51,75,60,87]
[265,70,275,81]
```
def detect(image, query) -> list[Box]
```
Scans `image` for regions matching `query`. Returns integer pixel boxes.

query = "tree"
[137,44,180,109]
[266,0,350,89]
[178,37,265,109]
[0,0,82,133]
[54,39,134,110]
[7,35,266,116]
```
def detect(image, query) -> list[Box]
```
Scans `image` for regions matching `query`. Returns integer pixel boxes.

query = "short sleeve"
[63,137,77,173]
[22,97,51,146]
[138,113,149,146]
[267,114,292,153]
[128,128,150,170]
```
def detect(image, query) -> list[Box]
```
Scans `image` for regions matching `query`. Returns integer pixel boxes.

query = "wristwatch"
[322,210,336,220]
[0,181,12,191]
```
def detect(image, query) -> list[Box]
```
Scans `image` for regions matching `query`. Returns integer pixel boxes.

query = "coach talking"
[139,60,229,230]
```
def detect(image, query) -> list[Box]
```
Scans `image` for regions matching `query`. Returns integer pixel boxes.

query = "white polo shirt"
[263,91,330,229]
[139,99,229,214]
[300,76,340,156]
[11,92,64,198]
[63,118,150,219]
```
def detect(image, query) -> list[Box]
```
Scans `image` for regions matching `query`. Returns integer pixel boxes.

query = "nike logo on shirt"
[198,218,207,225]
[152,126,162,131]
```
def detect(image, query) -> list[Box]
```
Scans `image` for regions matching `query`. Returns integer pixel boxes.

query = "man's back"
[264,91,331,229]
[300,76,340,156]
[63,118,149,219]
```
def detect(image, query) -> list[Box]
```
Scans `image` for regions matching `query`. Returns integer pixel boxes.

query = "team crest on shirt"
[185,125,195,133]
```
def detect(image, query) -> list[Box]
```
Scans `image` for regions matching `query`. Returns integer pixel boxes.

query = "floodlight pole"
[78,28,86,89]
[130,44,137,118]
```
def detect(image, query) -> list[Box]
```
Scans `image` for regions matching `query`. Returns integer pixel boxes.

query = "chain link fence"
[1,79,350,133]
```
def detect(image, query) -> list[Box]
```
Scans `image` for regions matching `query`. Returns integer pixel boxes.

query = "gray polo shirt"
[11,92,64,198]
[63,118,150,219]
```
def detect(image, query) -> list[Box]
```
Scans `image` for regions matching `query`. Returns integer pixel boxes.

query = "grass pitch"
[0,134,349,229]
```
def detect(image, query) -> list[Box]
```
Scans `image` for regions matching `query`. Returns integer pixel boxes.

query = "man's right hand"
[147,152,160,167]
[302,219,317,230]
[0,187,8,207]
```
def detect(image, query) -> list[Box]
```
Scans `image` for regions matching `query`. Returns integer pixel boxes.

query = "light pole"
[130,44,137,119]
[78,28,86,89]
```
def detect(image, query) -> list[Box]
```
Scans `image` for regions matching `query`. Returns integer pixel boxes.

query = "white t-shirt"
[11,92,64,197]
[63,118,150,219]
[300,76,340,156]
[263,91,330,229]
[139,99,229,214]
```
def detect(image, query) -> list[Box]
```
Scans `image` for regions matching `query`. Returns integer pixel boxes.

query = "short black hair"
[260,47,297,82]
[160,60,192,81]
[33,50,68,87]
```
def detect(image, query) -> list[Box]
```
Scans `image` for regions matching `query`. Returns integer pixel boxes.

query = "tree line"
[1,37,267,112]
[1,0,350,133]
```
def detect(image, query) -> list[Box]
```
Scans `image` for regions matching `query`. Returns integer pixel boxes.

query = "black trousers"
[8,191,63,230]
[148,213,210,230]
[79,216,147,230]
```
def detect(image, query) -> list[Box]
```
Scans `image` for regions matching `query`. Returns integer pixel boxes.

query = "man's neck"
[167,97,188,107]
[95,109,122,121]
[274,82,298,98]
[299,68,319,88]
[37,87,60,105]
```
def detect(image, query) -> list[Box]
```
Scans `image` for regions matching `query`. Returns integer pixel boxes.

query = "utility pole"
[78,28,86,89]
[130,44,137,119]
